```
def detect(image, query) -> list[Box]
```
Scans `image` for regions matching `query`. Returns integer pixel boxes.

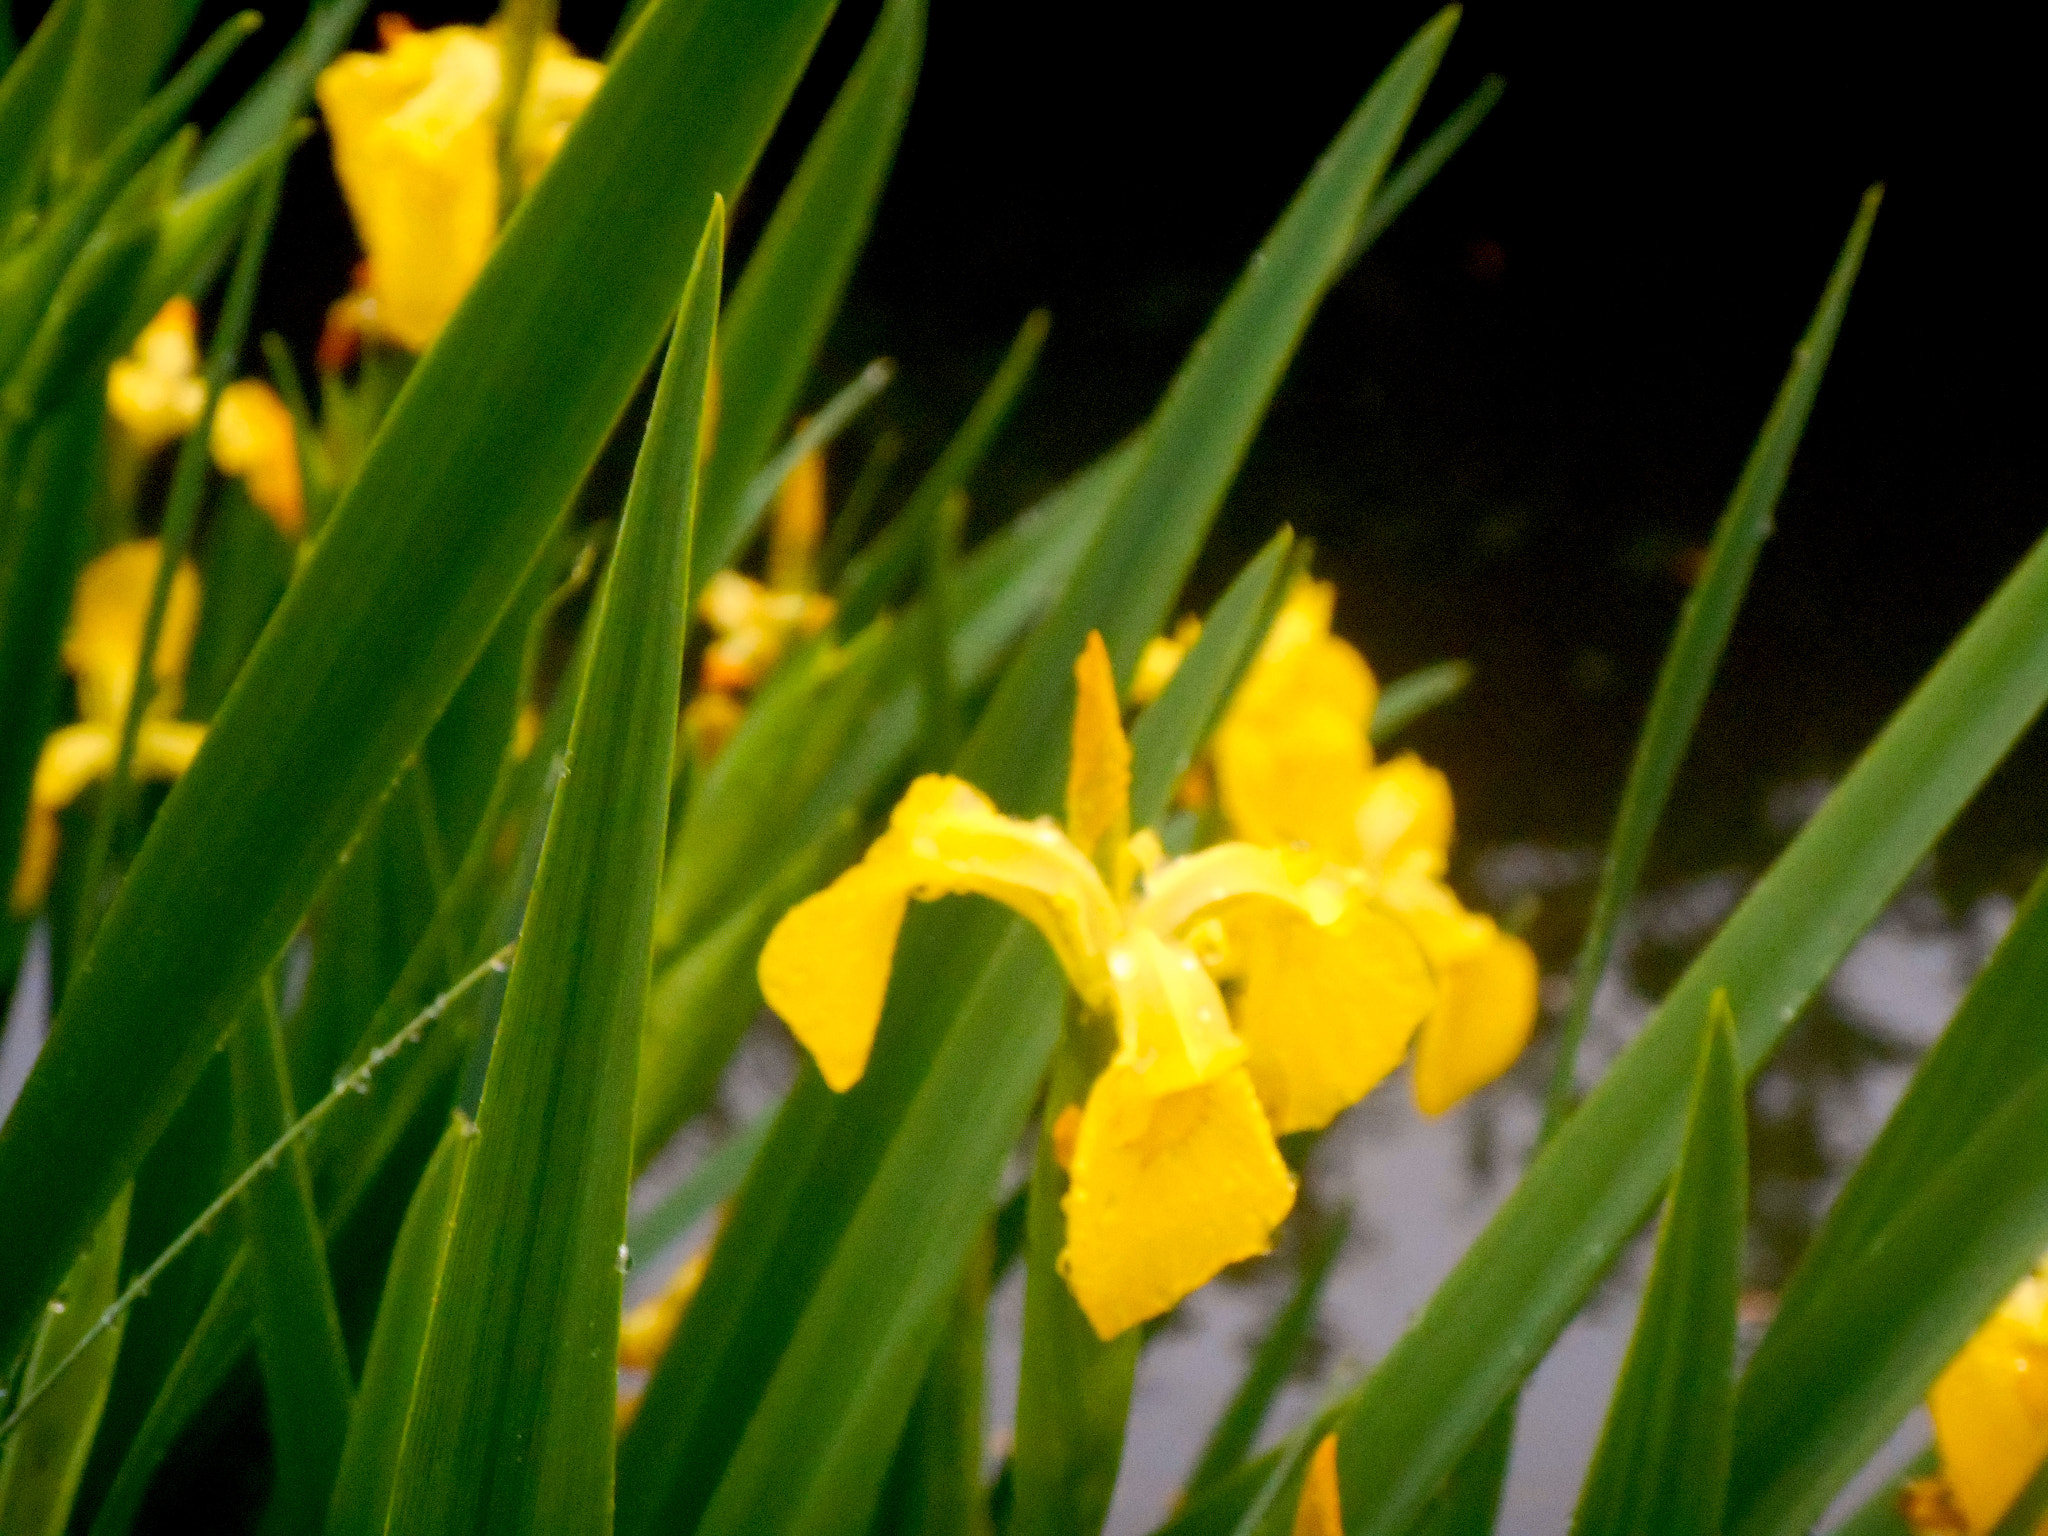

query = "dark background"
[117,1,2048,893]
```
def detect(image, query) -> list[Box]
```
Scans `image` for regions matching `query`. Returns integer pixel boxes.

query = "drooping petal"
[1409,919,1539,1117]
[1104,927,1245,1096]
[1212,578,1376,861]
[1058,1061,1294,1339]
[1227,891,1435,1134]
[1292,1434,1344,1536]
[1066,630,1131,885]
[1927,1264,2048,1534]
[64,541,202,726]
[758,862,916,1092]
[1356,751,1454,879]
[759,775,1122,1090]
[1134,842,1338,936]
[210,379,305,539]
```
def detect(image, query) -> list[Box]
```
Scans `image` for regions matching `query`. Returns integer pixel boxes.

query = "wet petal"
[1929,1265,2048,1533]
[1135,842,1334,937]
[1066,630,1131,882]
[1410,925,1539,1117]
[760,775,1121,1090]
[1105,927,1244,1096]
[1293,1434,1344,1536]
[1058,1061,1294,1339]
[1228,892,1435,1134]
[758,862,915,1092]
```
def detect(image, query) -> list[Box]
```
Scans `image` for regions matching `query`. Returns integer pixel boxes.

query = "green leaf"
[1326,349,2048,1536]
[1825,1452,1932,1536]
[386,197,720,1535]
[1407,1401,1513,1536]
[0,0,86,234]
[0,1188,130,1536]
[959,9,1455,817]
[1369,660,1470,745]
[185,0,371,192]
[324,1112,475,1536]
[0,0,841,1373]
[1572,993,1745,1536]
[693,0,923,585]
[870,1230,993,1536]
[1726,866,2048,1536]
[1186,1212,1349,1498]
[1342,72,1502,266]
[47,0,202,191]
[1545,186,1883,1135]
[229,984,354,1534]
[0,10,254,390]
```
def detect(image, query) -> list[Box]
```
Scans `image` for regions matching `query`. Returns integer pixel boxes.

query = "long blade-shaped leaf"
[1572,994,1744,1536]
[1546,188,1883,1132]
[184,0,370,192]
[692,0,922,584]
[228,985,354,1533]
[1726,869,2048,1536]
[324,1113,474,1536]
[1326,480,2048,1534]
[0,0,840,1371]
[386,198,720,1535]
[0,0,86,232]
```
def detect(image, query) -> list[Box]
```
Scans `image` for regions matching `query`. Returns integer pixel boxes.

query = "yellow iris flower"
[1209,577,1539,1116]
[11,541,205,914]
[314,17,604,353]
[105,298,206,454]
[1904,1259,2048,1535]
[696,446,837,696]
[209,379,305,540]
[759,632,1434,1338]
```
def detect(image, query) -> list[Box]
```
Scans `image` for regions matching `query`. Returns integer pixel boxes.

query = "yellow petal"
[1130,615,1202,706]
[759,775,1121,1090]
[1212,580,1376,861]
[1357,751,1454,879]
[758,862,914,1092]
[618,1248,708,1371]
[1410,926,1539,1117]
[1066,630,1131,883]
[1134,842,1338,937]
[210,379,305,539]
[1104,927,1245,1096]
[1930,1265,2048,1533]
[1228,890,1436,1134]
[1058,1061,1294,1339]
[106,297,206,453]
[767,444,826,594]
[31,724,118,812]
[513,39,605,191]
[63,541,202,726]
[1292,1434,1344,1536]
[10,808,59,915]
[134,719,206,782]
[316,26,502,351]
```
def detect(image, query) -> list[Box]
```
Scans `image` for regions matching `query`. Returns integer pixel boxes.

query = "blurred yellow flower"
[210,379,304,540]
[1130,614,1202,706]
[105,298,206,453]
[697,447,837,696]
[1905,1259,2048,1535]
[314,17,604,352]
[1293,1433,1344,1536]
[759,632,1434,1338]
[1209,575,1539,1116]
[10,541,205,913]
